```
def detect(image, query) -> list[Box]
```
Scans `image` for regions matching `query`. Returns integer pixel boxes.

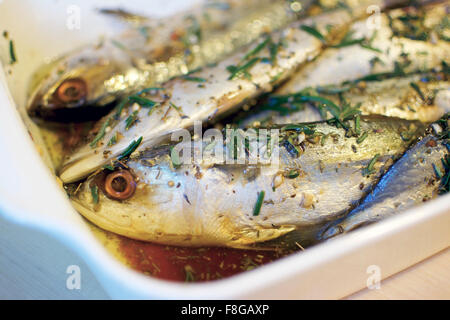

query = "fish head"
[67,144,213,245]
[27,47,125,122]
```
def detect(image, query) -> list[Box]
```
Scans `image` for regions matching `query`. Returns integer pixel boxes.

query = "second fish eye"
[104,169,136,201]
[55,78,87,103]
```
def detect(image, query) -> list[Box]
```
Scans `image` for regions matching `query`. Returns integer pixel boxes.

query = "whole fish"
[27,0,306,122]
[319,114,449,241]
[59,0,400,183]
[67,116,426,248]
[235,70,450,127]
[279,1,450,96]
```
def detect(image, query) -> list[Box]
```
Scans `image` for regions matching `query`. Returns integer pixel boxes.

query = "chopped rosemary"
[9,40,16,64]
[281,124,315,135]
[356,131,368,144]
[128,95,158,108]
[118,136,142,160]
[227,57,260,80]
[438,154,449,195]
[125,110,139,130]
[409,82,426,101]
[108,133,118,146]
[433,163,443,179]
[243,36,271,61]
[103,164,115,171]
[300,25,325,42]
[253,191,265,216]
[90,118,111,148]
[182,75,207,83]
[285,170,300,179]
[362,154,380,177]
[90,185,99,204]
[114,97,129,118]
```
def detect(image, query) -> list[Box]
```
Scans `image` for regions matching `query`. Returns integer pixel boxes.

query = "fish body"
[60,0,397,183]
[279,2,450,94]
[237,71,450,127]
[319,114,449,240]
[68,116,426,248]
[27,0,306,121]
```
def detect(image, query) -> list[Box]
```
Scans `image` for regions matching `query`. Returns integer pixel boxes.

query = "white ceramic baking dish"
[0,0,449,299]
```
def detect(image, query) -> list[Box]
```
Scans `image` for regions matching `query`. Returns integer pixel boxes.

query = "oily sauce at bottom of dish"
[118,236,296,282]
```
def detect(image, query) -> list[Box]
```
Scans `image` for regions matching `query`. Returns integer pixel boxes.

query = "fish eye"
[104,169,136,200]
[55,78,87,103]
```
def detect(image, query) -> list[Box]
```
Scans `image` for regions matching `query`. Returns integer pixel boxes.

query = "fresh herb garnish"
[90,185,99,204]
[253,191,265,216]
[437,154,449,195]
[108,133,118,146]
[285,170,300,179]
[356,131,368,144]
[281,124,315,135]
[300,25,326,42]
[125,110,139,130]
[103,164,115,171]
[90,118,111,148]
[9,40,16,64]
[182,75,207,83]
[362,154,380,176]
[118,136,142,160]
[128,95,158,108]
[227,57,260,80]
[409,82,426,101]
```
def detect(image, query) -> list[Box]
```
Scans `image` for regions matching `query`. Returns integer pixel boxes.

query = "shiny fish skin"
[319,115,449,241]
[59,0,396,184]
[27,0,304,122]
[279,2,450,95]
[68,116,426,248]
[237,71,450,127]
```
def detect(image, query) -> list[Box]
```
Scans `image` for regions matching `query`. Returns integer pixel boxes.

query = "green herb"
[135,87,164,95]
[90,118,111,148]
[103,164,114,171]
[227,57,260,80]
[300,25,325,42]
[438,153,449,195]
[281,124,315,135]
[128,95,158,108]
[253,191,265,216]
[114,98,129,118]
[356,131,368,144]
[9,40,16,64]
[285,170,300,179]
[242,36,271,61]
[409,82,426,101]
[433,163,443,179]
[125,110,139,130]
[90,185,99,204]
[107,133,118,146]
[118,136,142,160]
[362,154,380,176]
[182,75,207,83]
